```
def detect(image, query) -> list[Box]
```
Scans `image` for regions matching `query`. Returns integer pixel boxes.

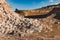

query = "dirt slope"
[0,0,60,40]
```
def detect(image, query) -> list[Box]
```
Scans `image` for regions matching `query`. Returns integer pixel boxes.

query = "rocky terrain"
[0,0,60,40]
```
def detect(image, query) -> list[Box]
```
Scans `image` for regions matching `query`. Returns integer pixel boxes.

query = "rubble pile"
[0,0,60,40]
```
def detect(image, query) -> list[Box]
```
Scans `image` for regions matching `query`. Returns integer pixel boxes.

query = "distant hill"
[15,4,60,19]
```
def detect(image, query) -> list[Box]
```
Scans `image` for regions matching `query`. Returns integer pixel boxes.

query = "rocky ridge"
[15,4,60,18]
[0,0,60,40]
